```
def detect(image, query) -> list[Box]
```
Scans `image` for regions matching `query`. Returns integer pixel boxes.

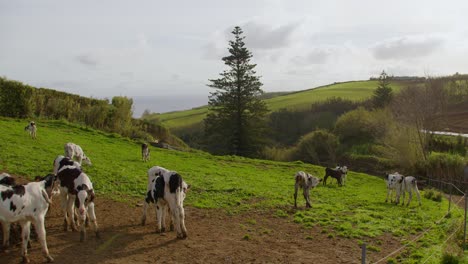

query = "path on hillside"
[0,195,406,264]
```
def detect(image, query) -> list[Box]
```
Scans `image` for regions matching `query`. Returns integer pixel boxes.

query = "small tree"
[204,26,269,157]
[372,70,393,108]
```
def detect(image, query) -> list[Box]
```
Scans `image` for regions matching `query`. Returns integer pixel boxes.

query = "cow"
[141,143,150,162]
[323,166,347,186]
[385,172,405,204]
[0,174,56,263]
[294,171,322,208]
[141,166,188,239]
[399,176,422,206]
[64,143,92,166]
[24,121,37,140]
[56,166,99,242]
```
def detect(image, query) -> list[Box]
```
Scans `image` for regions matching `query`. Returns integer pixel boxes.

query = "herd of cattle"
[0,122,423,263]
[0,139,189,263]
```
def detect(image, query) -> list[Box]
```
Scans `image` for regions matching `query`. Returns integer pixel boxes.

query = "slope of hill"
[147,80,408,129]
[0,117,464,263]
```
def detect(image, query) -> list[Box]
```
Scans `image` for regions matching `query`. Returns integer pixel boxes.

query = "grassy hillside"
[0,117,464,263]
[149,80,408,129]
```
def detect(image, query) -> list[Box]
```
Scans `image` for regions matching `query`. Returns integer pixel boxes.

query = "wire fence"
[365,177,466,264]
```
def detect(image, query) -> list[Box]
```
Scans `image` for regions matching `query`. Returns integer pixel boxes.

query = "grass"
[150,80,409,129]
[0,117,464,263]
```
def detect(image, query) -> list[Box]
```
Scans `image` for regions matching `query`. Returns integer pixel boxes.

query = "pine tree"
[204,26,269,157]
[372,70,393,108]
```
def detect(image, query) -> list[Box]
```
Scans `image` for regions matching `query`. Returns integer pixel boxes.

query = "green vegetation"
[149,80,407,129]
[0,117,465,263]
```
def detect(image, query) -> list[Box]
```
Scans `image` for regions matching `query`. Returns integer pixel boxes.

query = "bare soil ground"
[0,195,404,264]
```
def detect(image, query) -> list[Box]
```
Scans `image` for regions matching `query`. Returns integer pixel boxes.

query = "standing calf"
[141,143,150,162]
[24,121,37,139]
[64,143,92,166]
[141,166,188,239]
[385,172,404,204]
[294,171,321,208]
[399,176,421,206]
[57,166,99,242]
[323,166,347,186]
[0,174,56,263]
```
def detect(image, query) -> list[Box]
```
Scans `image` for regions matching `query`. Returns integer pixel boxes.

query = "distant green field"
[0,117,463,263]
[151,80,406,129]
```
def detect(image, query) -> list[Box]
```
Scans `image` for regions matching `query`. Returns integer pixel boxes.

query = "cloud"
[291,48,332,65]
[372,35,444,60]
[243,21,300,50]
[75,54,99,66]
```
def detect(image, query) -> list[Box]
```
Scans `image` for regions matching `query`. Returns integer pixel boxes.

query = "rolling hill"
[146,80,410,130]
[0,117,464,263]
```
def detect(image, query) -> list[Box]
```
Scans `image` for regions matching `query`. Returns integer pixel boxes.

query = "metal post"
[361,243,366,264]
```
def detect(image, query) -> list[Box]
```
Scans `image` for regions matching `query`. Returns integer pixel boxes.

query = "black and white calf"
[64,143,92,166]
[0,174,56,263]
[24,121,37,140]
[323,166,347,186]
[0,173,16,249]
[385,172,404,204]
[56,166,99,242]
[141,143,150,162]
[53,155,81,175]
[294,171,322,208]
[399,176,421,206]
[141,166,188,239]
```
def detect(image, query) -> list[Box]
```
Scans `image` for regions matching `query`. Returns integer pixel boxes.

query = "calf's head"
[75,185,95,217]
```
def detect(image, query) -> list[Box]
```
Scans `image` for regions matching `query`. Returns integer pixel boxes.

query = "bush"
[294,129,338,164]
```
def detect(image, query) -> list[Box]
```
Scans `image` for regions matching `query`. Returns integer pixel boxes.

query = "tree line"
[0,77,186,148]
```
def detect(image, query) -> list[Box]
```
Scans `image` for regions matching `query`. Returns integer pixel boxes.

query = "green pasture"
[152,80,407,129]
[0,117,463,263]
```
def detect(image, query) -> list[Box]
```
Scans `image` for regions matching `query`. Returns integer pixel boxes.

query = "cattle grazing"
[294,171,321,208]
[53,155,81,175]
[64,143,92,166]
[141,143,150,162]
[24,121,37,140]
[141,166,188,239]
[0,174,56,263]
[56,166,99,242]
[385,172,404,204]
[323,166,347,186]
[399,176,421,206]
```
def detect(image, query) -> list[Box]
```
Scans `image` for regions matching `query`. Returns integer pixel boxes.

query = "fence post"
[361,243,366,264]
[448,184,452,214]
[464,166,468,250]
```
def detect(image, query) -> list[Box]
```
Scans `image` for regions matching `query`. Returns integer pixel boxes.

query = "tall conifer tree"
[204,26,268,156]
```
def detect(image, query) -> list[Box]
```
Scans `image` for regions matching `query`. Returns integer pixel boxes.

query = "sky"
[1,0,468,114]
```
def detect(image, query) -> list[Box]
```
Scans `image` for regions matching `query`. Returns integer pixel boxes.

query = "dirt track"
[0,194,406,264]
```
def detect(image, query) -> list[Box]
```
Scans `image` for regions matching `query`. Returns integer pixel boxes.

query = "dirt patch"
[0,196,406,264]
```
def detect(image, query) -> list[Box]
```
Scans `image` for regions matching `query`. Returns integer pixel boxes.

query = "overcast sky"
[1,0,467,102]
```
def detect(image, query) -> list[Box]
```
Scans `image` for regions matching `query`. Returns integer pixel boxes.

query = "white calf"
[385,172,404,204]
[24,121,37,139]
[64,143,92,166]
[56,166,99,242]
[399,176,421,206]
[0,174,56,263]
[294,171,322,208]
[141,166,171,226]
